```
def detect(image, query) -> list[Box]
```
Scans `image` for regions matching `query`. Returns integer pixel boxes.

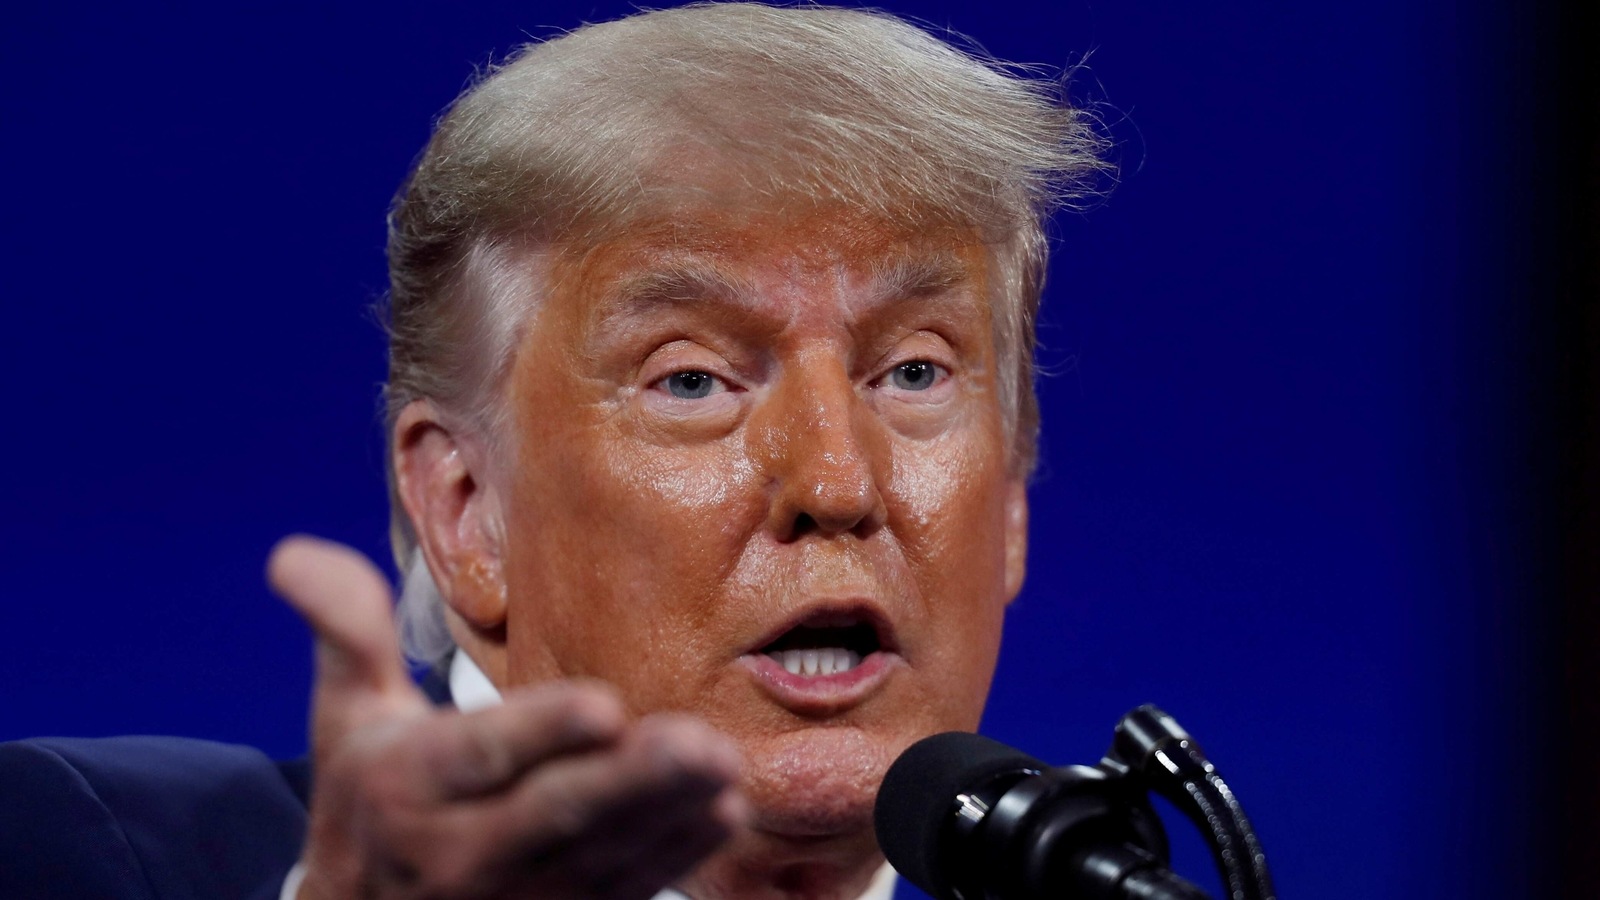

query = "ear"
[392,401,508,632]
[1002,477,1029,604]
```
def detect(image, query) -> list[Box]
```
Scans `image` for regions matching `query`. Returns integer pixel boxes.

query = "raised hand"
[268,536,748,900]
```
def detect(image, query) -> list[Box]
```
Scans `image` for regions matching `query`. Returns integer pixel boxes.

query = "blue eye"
[889,361,942,391]
[664,370,719,399]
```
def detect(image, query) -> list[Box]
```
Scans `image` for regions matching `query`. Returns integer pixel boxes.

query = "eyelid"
[640,339,737,382]
[651,368,733,396]
[638,340,747,408]
[874,328,955,369]
[871,358,951,392]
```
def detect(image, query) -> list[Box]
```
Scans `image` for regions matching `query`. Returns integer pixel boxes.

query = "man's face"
[495,201,1027,848]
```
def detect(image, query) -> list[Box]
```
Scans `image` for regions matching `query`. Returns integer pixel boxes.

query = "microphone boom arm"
[1101,706,1277,900]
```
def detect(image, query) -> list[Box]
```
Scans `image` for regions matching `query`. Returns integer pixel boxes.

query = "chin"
[741,725,895,839]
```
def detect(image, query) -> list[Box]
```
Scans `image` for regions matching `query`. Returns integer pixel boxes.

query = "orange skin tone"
[400,202,1028,900]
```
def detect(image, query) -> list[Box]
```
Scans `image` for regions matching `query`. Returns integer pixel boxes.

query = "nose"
[752,357,889,542]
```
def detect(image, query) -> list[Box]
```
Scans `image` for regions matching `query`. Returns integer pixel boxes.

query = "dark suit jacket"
[0,736,310,900]
[0,669,455,900]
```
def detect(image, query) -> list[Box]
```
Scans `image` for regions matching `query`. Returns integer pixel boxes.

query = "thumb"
[268,535,427,744]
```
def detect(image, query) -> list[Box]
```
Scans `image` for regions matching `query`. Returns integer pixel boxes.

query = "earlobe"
[393,401,508,631]
[1002,478,1028,603]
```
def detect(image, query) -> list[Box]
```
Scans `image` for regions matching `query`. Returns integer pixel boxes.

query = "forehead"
[546,201,996,325]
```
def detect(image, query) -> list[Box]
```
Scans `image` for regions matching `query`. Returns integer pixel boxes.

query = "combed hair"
[384,1,1111,666]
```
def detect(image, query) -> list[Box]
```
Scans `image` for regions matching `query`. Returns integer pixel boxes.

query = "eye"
[886,360,945,391]
[660,370,724,399]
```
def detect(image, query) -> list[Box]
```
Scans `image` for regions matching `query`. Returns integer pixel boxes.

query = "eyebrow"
[865,251,975,305]
[602,261,759,321]
[594,247,978,331]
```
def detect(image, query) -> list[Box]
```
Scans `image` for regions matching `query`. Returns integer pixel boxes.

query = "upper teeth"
[769,647,863,677]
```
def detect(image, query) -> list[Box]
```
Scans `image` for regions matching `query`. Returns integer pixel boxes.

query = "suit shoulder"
[0,736,307,900]
[0,740,157,898]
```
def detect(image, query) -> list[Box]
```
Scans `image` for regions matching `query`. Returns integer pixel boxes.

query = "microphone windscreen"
[874,732,1046,899]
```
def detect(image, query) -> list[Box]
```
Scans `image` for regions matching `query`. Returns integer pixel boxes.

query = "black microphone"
[875,731,1210,900]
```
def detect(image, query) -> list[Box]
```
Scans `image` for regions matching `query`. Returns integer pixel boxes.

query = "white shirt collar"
[448,648,503,712]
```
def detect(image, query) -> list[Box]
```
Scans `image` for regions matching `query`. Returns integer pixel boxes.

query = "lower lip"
[738,650,901,715]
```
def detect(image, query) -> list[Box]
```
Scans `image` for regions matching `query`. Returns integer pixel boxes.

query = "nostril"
[787,512,819,540]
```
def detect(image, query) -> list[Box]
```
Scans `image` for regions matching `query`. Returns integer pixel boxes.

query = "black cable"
[1106,706,1276,900]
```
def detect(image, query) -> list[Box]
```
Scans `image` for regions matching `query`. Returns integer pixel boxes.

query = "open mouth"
[741,605,902,711]
[756,612,887,678]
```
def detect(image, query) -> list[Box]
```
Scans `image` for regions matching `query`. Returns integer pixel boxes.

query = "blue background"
[1,2,1557,897]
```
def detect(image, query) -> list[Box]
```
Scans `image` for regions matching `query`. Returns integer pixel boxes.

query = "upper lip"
[743,600,900,657]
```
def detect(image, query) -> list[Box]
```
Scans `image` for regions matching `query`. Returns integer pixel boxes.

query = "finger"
[267,535,424,725]
[552,716,744,876]
[597,788,746,900]
[562,771,747,899]
[420,783,740,900]
[486,714,741,856]
[415,680,630,799]
[363,715,741,897]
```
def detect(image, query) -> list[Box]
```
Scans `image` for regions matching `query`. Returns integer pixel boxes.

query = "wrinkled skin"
[286,200,1030,900]
[471,204,1027,897]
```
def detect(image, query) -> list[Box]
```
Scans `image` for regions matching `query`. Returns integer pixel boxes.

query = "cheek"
[501,424,762,697]
[892,425,1013,583]
[891,430,1014,704]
